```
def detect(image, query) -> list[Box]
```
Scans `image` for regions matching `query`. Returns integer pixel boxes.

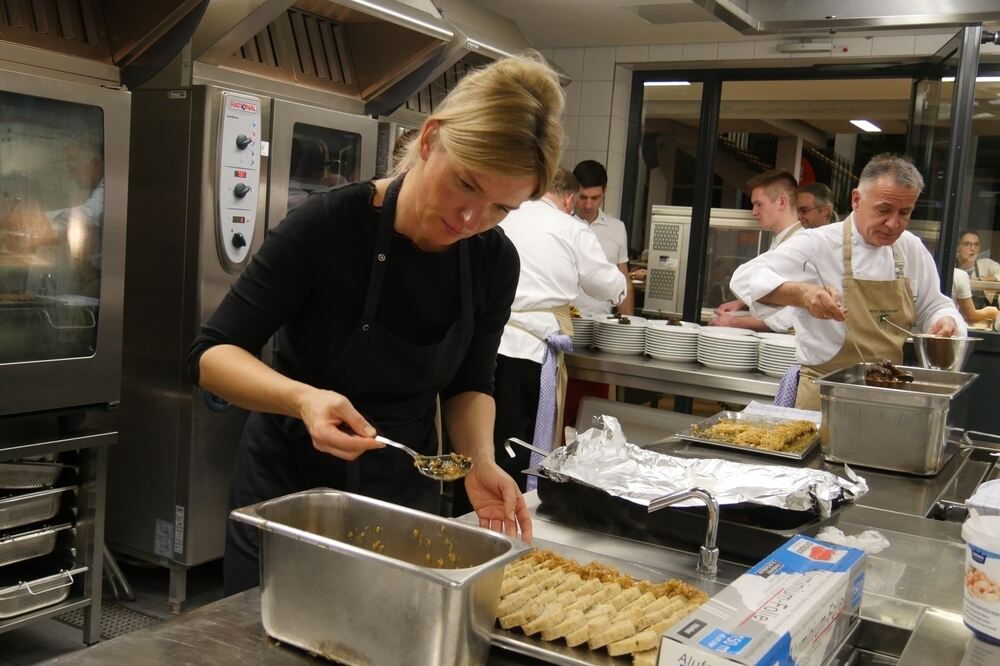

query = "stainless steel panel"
[232,489,528,666]
[0,65,129,417]
[815,364,977,475]
[109,85,266,570]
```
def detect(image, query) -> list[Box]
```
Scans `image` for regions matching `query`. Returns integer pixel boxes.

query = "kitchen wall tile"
[612,81,630,120]
[580,81,614,115]
[604,186,622,218]
[550,47,584,82]
[914,33,952,55]
[609,117,628,154]
[871,34,916,56]
[582,46,617,81]
[576,115,611,152]
[752,40,782,59]
[564,81,581,117]
[562,115,580,151]
[830,37,873,58]
[606,151,625,186]
[575,149,609,168]
[719,41,756,60]
[682,42,719,61]
[616,44,649,64]
[560,149,578,171]
[648,43,683,63]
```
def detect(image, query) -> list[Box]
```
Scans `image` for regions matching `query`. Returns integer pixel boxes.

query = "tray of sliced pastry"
[676,410,819,460]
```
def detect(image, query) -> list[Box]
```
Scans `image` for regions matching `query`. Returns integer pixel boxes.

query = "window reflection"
[0,91,103,362]
[286,122,363,213]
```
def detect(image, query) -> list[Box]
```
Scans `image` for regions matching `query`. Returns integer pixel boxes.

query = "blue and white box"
[658,535,867,666]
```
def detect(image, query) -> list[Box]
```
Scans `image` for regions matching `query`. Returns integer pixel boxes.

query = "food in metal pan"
[691,418,817,452]
[864,358,914,388]
[496,549,708,663]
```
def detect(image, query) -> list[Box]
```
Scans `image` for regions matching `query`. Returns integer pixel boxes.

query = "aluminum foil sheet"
[541,416,868,516]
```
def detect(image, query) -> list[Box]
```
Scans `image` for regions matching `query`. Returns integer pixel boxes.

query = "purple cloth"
[773,364,801,407]
[527,333,573,491]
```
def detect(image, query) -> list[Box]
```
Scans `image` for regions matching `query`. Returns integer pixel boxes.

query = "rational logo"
[228,99,258,113]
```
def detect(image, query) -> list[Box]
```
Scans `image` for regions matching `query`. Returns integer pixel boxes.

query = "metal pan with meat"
[676,411,819,460]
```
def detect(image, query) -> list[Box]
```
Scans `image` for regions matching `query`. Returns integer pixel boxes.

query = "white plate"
[645,321,700,335]
[759,367,790,378]
[699,326,756,337]
[699,359,758,370]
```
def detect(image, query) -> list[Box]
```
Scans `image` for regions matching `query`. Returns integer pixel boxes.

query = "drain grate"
[55,603,161,640]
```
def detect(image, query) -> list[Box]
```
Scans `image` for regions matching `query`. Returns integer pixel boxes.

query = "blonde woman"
[188,53,564,594]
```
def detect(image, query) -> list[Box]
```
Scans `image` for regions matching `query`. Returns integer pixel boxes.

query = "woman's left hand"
[464,461,532,543]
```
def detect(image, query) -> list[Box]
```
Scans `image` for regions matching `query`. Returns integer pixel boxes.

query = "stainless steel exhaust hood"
[691,0,1000,35]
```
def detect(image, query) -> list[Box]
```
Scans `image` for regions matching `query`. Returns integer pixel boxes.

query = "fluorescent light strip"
[850,120,882,132]
[347,0,453,39]
[644,81,691,87]
[941,76,1000,83]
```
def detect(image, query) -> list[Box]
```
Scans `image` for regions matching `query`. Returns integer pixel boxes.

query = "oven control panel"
[217,91,262,269]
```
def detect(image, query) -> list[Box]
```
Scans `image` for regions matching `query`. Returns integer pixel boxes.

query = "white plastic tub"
[962,513,1000,644]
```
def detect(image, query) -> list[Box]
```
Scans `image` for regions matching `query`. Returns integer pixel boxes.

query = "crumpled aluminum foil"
[541,416,868,517]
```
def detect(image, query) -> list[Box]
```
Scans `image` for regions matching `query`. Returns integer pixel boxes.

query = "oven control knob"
[235,134,253,150]
[231,232,247,249]
[233,183,251,198]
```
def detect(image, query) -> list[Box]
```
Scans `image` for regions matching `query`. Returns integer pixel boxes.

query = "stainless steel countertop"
[565,349,778,404]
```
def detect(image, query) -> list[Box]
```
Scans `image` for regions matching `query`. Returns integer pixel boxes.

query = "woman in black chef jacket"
[187,53,565,595]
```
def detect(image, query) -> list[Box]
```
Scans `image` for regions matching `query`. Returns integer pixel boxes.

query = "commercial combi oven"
[107,83,375,610]
[0,65,129,417]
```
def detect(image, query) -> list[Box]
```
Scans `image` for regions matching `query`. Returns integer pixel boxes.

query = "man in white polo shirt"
[571,160,633,316]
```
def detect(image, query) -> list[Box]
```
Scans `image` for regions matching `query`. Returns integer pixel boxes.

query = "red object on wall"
[800,156,816,185]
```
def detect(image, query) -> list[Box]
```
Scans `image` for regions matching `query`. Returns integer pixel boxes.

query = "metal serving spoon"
[803,259,865,362]
[375,435,473,482]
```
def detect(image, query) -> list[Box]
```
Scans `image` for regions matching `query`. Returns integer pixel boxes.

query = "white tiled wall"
[544,31,958,217]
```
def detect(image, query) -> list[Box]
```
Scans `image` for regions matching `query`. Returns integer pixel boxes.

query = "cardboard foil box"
[658,535,866,666]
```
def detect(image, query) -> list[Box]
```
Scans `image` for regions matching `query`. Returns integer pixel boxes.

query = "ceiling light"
[644,81,691,87]
[940,76,1000,83]
[850,120,882,132]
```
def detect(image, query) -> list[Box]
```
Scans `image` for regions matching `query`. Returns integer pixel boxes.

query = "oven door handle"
[40,308,96,330]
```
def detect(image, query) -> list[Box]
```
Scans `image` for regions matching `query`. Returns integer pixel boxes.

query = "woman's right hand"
[297,388,383,460]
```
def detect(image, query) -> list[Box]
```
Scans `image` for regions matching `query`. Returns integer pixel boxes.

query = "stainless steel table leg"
[168,563,188,614]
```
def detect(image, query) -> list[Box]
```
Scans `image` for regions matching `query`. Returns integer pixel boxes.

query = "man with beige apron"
[795,218,915,410]
[487,170,625,491]
[730,154,965,412]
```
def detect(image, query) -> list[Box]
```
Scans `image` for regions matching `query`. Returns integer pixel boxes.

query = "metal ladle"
[803,259,865,362]
[375,435,473,482]
[878,314,914,338]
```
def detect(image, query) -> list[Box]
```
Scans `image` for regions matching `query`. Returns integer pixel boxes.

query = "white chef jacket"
[572,209,629,316]
[761,221,803,332]
[499,199,626,363]
[730,214,966,366]
[953,268,973,301]
[769,221,802,250]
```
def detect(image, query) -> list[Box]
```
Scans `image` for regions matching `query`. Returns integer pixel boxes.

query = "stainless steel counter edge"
[564,349,778,404]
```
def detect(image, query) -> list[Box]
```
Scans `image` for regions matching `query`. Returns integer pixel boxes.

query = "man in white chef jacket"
[570,160,633,316]
[712,169,800,332]
[730,153,964,410]
[494,168,625,490]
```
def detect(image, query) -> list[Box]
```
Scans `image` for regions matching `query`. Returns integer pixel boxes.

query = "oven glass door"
[0,90,104,364]
[286,122,364,214]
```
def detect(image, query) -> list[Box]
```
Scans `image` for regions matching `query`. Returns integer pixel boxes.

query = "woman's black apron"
[224,176,474,594]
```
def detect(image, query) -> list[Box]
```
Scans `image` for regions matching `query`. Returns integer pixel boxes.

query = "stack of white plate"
[570,317,597,349]
[697,328,758,370]
[756,333,798,378]
[594,316,647,355]
[644,321,700,362]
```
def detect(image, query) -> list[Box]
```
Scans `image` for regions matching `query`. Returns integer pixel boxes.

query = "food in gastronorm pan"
[864,358,914,388]
[496,549,708,664]
[691,418,817,452]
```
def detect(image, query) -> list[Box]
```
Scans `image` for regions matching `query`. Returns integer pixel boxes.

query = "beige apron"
[507,305,573,450]
[795,218,916,410]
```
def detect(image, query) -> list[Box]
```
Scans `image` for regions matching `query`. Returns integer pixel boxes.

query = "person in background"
[571,160,633,316]
[796,182,838,229]
[711,170,800,332]
[954,229,1000,308]
[731,153,965,410]
[491,168,625,491]
[187,53,565,595]
[952,267,999,327]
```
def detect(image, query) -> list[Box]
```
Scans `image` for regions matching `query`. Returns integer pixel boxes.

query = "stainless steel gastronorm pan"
[231,488,530,666]
[814,363,977,475]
